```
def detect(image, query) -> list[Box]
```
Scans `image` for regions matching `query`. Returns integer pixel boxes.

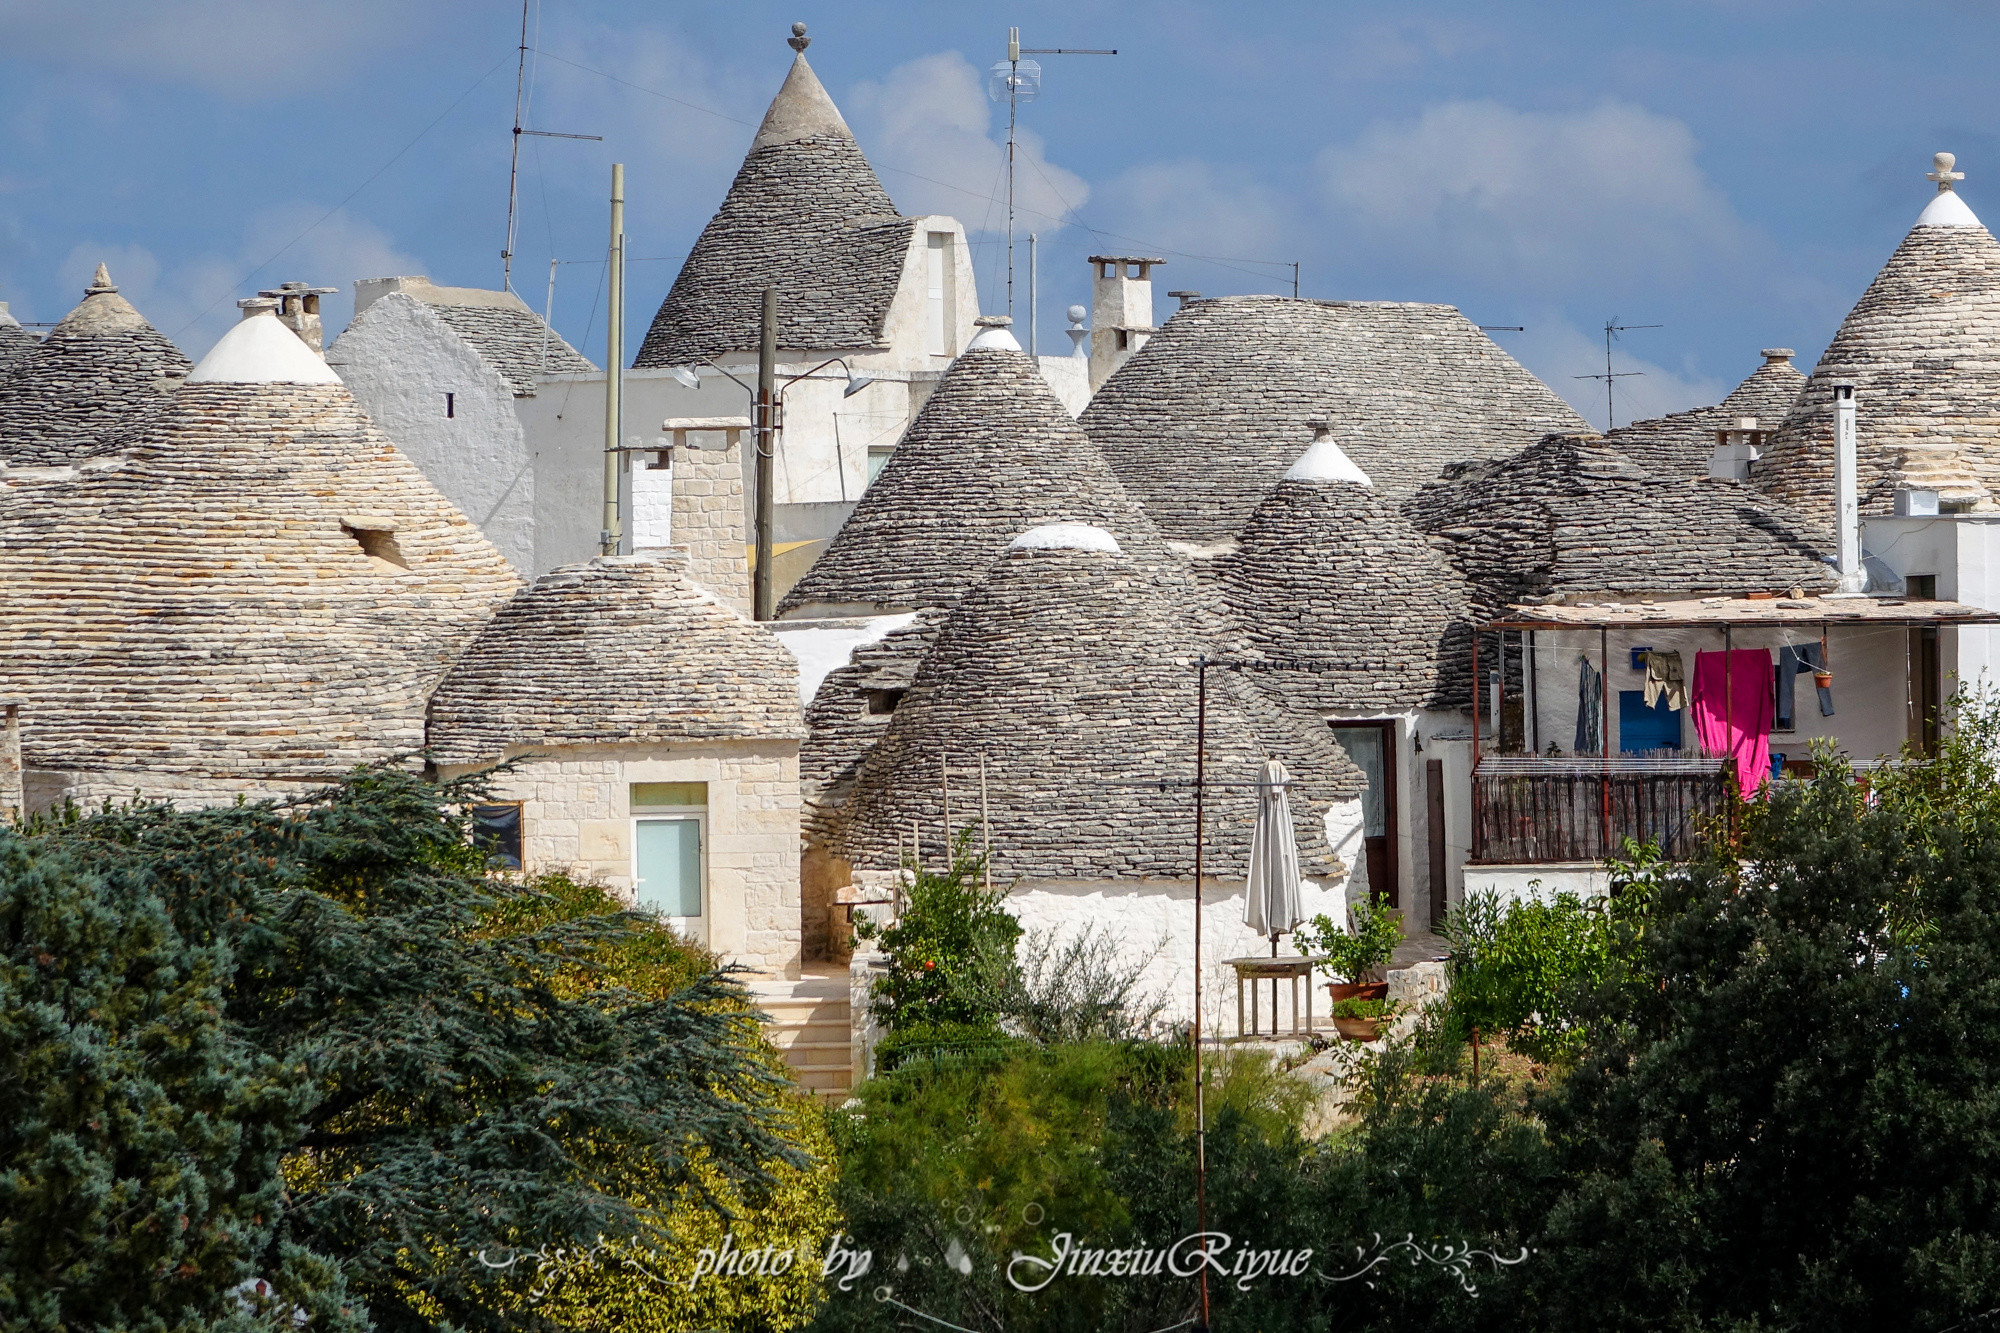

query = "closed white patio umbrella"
[1243,758,1304,951]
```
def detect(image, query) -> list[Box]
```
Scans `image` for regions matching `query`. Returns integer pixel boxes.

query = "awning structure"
[1482,593,2000,632]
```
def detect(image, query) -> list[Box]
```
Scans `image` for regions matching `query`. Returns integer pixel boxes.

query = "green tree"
[857,831,1021,1043]
[12,767,807,1332]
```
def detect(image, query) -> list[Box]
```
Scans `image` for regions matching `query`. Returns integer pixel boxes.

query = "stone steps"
[746,972,854,1102]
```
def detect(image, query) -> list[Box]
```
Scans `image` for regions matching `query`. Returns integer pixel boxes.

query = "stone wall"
[448,739,802,975]
[632,433,752,615]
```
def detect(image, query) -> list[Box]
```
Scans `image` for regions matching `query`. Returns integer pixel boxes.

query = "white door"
[634,816,704,942]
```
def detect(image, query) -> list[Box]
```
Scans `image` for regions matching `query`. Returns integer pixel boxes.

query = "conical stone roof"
[0,312,519,783]
[1406,435,1835,615]
[779,331,1169,615]
[1081,295,1590,544]
[1211,430,1474,714]
[1606,349,1808,480]
[428,555,802,767]
[0,265,192,466]
[633,32,915,368]
[821,526,1364,881]
[1757,164,2000,515]
[0,303,38,380]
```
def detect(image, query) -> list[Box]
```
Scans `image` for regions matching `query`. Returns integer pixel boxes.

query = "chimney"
[1831,381,1866,595]
[257,281,339,356]
[0,697,22,825]
[1087,255,1162,391]
[1707,416,1766,481]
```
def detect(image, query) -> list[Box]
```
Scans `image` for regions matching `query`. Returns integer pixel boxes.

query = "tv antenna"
[989,28,1116,325]
[502,0,602,291]
[1574,318,1661,430]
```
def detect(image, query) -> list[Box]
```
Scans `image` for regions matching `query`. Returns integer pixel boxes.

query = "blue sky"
[4,1,1997,429]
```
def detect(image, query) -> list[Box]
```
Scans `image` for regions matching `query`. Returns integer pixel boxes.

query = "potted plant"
[1300,897,1402,1004]
[1330,996,1393,1042]
[1814,667,1834,690]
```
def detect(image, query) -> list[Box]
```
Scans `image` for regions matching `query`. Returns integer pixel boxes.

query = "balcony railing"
[1470,755,1730,864]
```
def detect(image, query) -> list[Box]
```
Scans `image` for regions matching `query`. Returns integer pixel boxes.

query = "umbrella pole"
[1192,657,1212,1332]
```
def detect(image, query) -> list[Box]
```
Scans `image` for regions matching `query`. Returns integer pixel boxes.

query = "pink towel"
[1691,649,1774,800]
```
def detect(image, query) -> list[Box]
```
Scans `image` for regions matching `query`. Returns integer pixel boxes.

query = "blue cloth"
[1776,644,1835,728]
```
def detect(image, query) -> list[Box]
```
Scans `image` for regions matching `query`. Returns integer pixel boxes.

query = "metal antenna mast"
[1573,318,1661,431]
[991,30,1116,325]
[502,0,602,292]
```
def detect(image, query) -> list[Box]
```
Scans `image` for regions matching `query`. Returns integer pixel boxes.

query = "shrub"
[996,924,1169,1044]
[1299,894,1403,985]
[855,829,1020,1035]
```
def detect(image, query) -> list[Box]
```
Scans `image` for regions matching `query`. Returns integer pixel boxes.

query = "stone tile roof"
[1080,295,1590,544]
[633,51,914,368]
[0,304,37,380]
[1210,434,1475,713]
[820,532,1365,881]
[1405,435,1836,614]
[0,381,520,781]
[1604,350,1806,480]
[1755,193,2000,516]
[777,343,1168,615]
[427,555,803,766]
[799,609,945,797]
[0,265,191,466]
[425,298,594,395]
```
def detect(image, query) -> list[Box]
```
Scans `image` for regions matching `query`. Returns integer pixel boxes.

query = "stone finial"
[788,21,810,52]
[1761,348,1794,364]
[974,314,1013,327]
[85,263,116,296]
[1306,417,1333,441]
[1929,151,1966,193]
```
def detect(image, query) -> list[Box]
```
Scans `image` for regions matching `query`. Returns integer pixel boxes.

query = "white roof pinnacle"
[1918,189,1982,229]
[966,321,1022,352]
[1284,435,1375,486]
[189,310,342,385]
[1008,523,1122,553]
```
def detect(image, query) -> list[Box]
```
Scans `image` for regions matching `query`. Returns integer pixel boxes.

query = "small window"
[866,446,894,486]
[631,781,707,809]
[1116,329,1131,350]
[445,392,455,418]
[864,688,905,715]
[1907,574,1938,600]
[471,803,523,870]
[342,524,410,572]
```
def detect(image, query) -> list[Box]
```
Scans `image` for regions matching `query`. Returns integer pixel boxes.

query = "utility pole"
[1028,232,1038,357]
[754,288,778,621]
[600,163,624,557]
[501,0,601,291]
[1573,318,1661,431]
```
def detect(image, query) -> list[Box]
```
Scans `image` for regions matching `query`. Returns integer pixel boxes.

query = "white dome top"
[1917,190,1983,229]
[1283,436,1375,486]
[189,311,342,385]
[1008,523,1122,553]
[966,323,1023,352]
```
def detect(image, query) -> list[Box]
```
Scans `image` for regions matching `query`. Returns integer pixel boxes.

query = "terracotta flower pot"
[1326,981,1389,1003]
[1332,1016,1383,1042]
[1814,671,1834,689]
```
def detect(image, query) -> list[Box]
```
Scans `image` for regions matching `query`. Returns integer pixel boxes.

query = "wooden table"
[1223,955,1323,1037]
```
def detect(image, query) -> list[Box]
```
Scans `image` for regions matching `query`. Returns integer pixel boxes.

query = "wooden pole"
[980,753,993,893]
[941,752,951,858]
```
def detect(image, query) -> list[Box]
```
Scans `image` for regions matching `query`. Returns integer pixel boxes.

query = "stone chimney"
[1707,416,1766,481]
[1088,255,1162,391]
[256,281,339,356]
[1831,381,1866,595]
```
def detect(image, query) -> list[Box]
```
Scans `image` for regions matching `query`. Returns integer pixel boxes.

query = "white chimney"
[1088,255,1161,391]
[1707,416,1765,481]
[1831,381,1866,595]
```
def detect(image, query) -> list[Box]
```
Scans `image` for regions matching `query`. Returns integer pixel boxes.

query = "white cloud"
[845,52,1090,234]
[1508,310,1730,432]
[61,206,425,359]
[1316,99,1744,288]
[0,0,420,96]
[1096,160,1298,283]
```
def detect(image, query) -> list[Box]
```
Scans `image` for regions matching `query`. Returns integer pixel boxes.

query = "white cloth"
[1243,759,1304,940]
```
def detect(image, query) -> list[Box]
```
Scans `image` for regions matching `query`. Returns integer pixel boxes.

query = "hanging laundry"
[1775,643,1835,728]
[1641,649,1687,712]
[1692,648,1776,799]
[1574,657,1603,755]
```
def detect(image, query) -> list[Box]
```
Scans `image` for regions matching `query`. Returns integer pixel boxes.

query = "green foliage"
[1432,889,1621,1067]
[994,925,1169,1045]
[7,767,808,1333]
[0,832,336,1332]
[1330,997,1391,1020]
[1299,895,1403,984]
[855,829,1021,1034]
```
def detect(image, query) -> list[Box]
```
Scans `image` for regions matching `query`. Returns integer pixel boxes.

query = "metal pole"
[1029,232,1038,357]
[1192,658,1212,1331]
[1006,27,1019,322]
[1471,632,1482,769]
[503,0,530,289]
[1599,626,1611,856]
[1528,630,1539,754]
[600,163,624,557]
[754,288,778,620]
